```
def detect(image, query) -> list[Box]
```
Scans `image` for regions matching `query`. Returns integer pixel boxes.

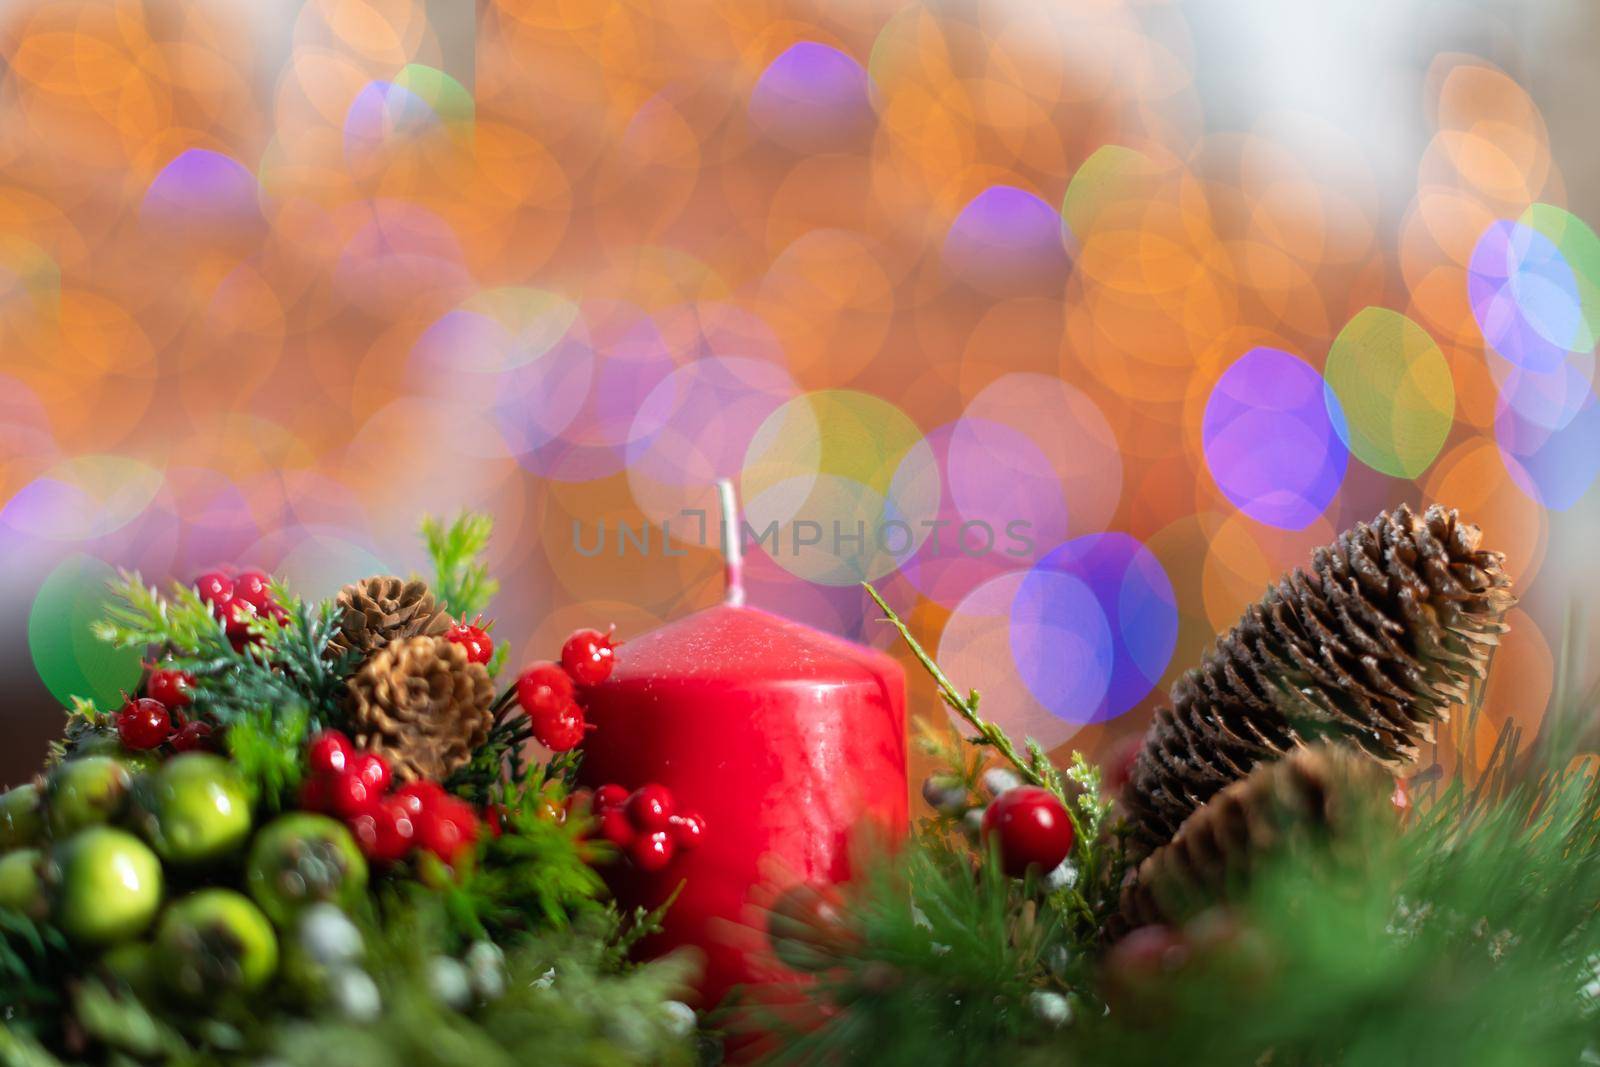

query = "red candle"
[579,489,908,1005]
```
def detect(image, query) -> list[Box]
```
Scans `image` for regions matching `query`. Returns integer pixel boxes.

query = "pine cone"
[1120,744,1386,929]
[328,575,450,661]
[1125,504,1513,857]
[344,635,494,783]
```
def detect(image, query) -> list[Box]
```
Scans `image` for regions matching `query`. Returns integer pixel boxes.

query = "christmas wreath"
[2,506,1598,1067]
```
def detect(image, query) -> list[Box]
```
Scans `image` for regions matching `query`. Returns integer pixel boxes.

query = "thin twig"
[863,582,1066,803]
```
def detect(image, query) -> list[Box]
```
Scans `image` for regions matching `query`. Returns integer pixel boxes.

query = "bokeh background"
[1,0,1597,789]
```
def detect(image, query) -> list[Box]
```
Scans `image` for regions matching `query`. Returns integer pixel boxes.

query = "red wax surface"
[579,603,908,1006]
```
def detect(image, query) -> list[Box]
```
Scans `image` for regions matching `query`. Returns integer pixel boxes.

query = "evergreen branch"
[225,703,311,812]
[422,512,499,619]
[248,594,356,718]
[433,784,607,941]
[91,571,230,657]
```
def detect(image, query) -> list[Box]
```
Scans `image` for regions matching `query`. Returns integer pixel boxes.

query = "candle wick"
[717,478,745,607]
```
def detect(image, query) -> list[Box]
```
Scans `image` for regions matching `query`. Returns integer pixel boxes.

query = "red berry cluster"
[195,568,288,651]
[513,626,618,752]
[299,730,481,867]
[593,783,705,873]
[444,615,494,665]
[116,663,213,753]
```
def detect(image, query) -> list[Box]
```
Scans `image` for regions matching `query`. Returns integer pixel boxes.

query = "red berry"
[194,571,233,608]
[980,786,1075,877]
[484,803,506,838]
[171,720,214,753]
[231,570,273,610]
[393,780,447,817]
[627,784,675,830]
[445,618,494,666]
[598,807,636,848]
[669,812,705,850]
[416,796,479,865]
[530,701,586,752]
[299,775,335,813]
[560,627,617,686]
[222,598,258,638]
[351,797,417,863]
[630,830,675,872]
[307,731,352,777]
[516,661,575,718]
[329,771,381,818]
[348,752,391,795]
[594,784,629,811]
[146,666,194,710]
[347,810,380,856]
[116,697,173,750]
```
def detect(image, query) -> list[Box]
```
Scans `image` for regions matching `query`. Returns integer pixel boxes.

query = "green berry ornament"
[0,848,46,918]
[46,756,133,836]
[246,813,369,926]
[51,827,163,946]
[156,889,279,1000]
[0,783,43,849]
[136,754,253,866]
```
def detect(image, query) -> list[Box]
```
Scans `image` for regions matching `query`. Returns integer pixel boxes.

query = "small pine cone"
[344,635,494,783]
[328,575,450,661]
[1119,744,1386,929]
[1125,504,1514,857]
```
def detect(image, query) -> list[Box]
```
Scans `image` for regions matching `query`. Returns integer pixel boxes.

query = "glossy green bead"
[0,849,46,918]
[0,784,42,850]
[156,889,279,1000]
[136,754,252,866]
[246,813,368,927]
[52,827,163,946]
[46,757,132,837]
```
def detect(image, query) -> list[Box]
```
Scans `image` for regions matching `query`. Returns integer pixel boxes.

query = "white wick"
[717,478,745,607]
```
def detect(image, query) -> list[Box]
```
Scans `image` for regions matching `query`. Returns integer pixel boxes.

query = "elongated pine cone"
[1125,504,1514,857]
[344,635,494,782]
[328,575,450,660]
[1119,744,1386,929]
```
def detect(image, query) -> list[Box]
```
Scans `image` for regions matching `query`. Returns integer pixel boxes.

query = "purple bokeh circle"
[1203,347,1348,530]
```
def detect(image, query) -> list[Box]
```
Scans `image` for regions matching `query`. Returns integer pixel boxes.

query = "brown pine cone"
[328,575,450,661]
[1119,744,1386,930]
[1124,504,1513,857]
[344,635,494,783]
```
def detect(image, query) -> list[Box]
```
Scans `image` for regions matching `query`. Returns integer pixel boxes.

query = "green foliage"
[765,836,1073,1065]
[90,574,228,659]
[1060,739,1600,1066]
[71,980,188,1061]
[267,906,697,1067]
[420,782,606,943]
[47,698,109,766]
[445,693,532,807]
[225,703,310,812]
[780,713,1600,1067]
[422,513,499,620]
[0,910,70,1046]
[0,1023,62,1067]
